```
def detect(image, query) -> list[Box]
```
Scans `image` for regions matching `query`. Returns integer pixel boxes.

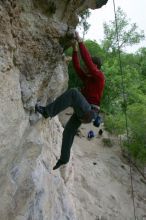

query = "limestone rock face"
[0,0,108,220]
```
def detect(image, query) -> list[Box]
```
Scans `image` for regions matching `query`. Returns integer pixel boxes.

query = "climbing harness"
[112,0,137,219]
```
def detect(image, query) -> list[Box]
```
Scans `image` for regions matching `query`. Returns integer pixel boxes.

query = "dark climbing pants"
[60,113,81,163]
[45,88,91,163]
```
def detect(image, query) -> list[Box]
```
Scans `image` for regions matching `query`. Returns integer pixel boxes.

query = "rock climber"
[35,31,105,170]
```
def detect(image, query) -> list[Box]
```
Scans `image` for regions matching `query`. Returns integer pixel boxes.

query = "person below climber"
[35,31,105,170]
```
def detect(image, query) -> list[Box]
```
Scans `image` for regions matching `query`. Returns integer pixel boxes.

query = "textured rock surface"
[0,0,108,220]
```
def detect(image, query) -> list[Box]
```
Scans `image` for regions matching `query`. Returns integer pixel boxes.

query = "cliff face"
[0,0,108,219]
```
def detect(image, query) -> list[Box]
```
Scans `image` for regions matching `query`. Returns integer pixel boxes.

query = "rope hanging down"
[112,0,137,219]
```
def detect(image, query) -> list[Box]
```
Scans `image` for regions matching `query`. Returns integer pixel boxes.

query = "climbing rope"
[112,0,137,219]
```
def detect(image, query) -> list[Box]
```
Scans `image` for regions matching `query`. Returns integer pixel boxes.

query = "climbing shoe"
[53,159,67,170]
[35,104,48,118]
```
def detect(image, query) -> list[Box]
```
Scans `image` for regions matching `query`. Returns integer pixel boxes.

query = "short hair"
[91,56,102,70]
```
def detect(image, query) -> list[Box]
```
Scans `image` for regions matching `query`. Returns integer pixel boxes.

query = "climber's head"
[82,56,102,76]
[91,56,102,70]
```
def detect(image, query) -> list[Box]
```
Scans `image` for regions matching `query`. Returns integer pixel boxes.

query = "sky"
[78,0,146,52]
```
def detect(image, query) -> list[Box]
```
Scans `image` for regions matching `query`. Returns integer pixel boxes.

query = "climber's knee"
[69,88,80,100]
[69,88,79,95]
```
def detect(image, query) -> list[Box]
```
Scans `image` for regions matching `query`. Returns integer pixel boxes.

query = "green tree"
[100,9,146,164]
[126,103,146,164]
[102,7,145,52]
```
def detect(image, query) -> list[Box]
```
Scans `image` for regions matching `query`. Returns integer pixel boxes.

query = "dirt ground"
[59,108,146,220]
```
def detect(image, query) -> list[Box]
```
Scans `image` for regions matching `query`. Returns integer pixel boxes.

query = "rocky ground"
[59,108,146,220]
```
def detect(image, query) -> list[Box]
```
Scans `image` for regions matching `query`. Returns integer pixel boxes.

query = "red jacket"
[72,42,105,106]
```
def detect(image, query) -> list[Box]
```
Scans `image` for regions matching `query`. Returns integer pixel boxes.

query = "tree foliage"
[102,7,145,52]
